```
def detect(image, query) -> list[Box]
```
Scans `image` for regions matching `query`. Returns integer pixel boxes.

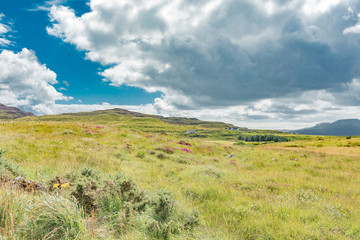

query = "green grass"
[0,117,359,239]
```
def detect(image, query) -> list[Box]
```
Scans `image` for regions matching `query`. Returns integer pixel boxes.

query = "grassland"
[0,113,359,239]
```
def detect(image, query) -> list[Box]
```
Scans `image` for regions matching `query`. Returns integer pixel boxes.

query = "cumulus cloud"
[46,0,360,111]
[0,48,71,114]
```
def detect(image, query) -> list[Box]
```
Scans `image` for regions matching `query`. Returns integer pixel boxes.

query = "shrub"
[70,168,102,212]
[112,172,150,213]
[144,190,199,239]
[136,151,146,159]
[68,168,151,214]
[157,153,167,159]
[154,190,175,222]
[29,167,197,239]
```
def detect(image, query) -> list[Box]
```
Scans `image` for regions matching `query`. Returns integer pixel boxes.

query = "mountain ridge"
[290,119,360,136]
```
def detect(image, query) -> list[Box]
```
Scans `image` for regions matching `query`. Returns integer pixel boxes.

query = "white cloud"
[47,0,360,109]
[302,0,345,16]
[344,13,360,34]
[3,6,357,129]
[0,48,71,114]
[42,0,360,128]
[28,0,66,12]
[0,14,12,46]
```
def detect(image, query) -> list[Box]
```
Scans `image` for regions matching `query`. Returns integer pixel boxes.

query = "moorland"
[0,109,359,239]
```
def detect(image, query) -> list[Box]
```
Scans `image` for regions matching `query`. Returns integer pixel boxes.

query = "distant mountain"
[0,104,34,119]
[290,119,360,136]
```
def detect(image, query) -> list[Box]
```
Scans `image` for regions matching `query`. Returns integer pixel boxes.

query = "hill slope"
[61,108,245,129]
[25,107,261,141]
[292,119,360,136]
[0,104,34,119]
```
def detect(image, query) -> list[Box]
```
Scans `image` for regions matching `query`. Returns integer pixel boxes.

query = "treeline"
[238,134,290,142]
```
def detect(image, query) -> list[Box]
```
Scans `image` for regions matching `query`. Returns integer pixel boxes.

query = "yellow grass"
[0,119,359,239]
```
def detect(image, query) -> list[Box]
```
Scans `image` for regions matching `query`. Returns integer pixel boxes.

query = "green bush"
[136,150,146,159]
[238,134,290,142]
[70,168,102,212]
[145,190,199,239]
[67,168,198,238]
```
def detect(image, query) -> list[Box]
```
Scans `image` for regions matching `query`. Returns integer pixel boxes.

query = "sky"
[0,0,360,129]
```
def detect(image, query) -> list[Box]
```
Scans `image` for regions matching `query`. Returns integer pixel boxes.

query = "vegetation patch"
[0,118,359,239]
[0,151,198,239]
[238,134,290,142]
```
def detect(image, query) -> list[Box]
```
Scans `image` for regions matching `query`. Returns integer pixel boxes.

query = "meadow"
[0,113,359,239]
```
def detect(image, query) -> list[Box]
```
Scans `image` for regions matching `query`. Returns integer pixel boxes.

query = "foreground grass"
[0,120,359,239]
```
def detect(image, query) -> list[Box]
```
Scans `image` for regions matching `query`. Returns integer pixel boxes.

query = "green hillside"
[37,108,242,128]
[22,108,289,142]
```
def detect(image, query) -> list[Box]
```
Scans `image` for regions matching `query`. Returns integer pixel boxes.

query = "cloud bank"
[47,0,360,108]
[43,0,360,127]
[3,1,360,129]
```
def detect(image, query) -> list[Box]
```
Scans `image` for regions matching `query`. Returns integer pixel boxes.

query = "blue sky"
[1,0,160,105]
[0,0,360,129]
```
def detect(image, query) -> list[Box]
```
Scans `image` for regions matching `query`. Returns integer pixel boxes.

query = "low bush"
[58,167,197,238]
[143,190,199,239]
[0,151,198,239]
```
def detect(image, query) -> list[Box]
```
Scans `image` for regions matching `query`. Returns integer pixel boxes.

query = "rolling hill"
[59,108,246,129]
[28,107,256,141]
[291,119,360,136]
[0,103,34,119]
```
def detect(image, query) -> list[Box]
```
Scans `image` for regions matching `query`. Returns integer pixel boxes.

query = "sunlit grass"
[0,119,359,239]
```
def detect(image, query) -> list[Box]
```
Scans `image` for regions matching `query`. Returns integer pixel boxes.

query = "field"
[0,114,359,239]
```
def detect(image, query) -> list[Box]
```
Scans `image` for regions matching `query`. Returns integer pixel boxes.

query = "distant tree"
[238,134,290,142]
